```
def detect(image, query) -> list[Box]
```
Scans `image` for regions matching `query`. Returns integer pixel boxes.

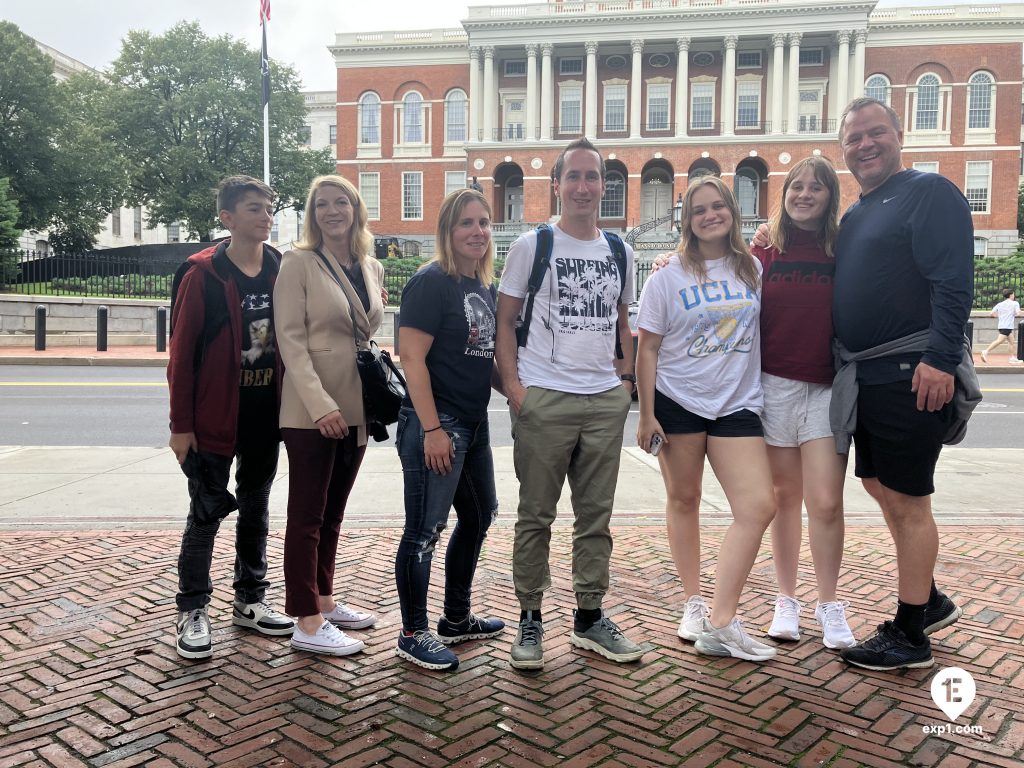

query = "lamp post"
[671,193,684,232]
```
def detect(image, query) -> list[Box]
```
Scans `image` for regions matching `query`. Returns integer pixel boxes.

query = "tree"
[0,21,60,232]
[107,22,333,240]
[1017,181,1023,238]
[0,178,21,286]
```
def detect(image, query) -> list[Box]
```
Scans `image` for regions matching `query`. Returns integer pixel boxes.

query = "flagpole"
[260,1,271,186]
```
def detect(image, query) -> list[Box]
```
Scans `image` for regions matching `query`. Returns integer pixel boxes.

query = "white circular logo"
[930,667,976,722]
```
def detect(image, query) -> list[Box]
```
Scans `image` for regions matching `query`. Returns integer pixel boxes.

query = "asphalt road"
[1,364,1022,449]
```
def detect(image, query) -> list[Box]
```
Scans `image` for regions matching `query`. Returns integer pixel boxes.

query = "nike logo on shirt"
[882,197,897,204]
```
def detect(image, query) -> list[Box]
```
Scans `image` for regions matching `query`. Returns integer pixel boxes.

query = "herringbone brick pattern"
[0,526,1021,767]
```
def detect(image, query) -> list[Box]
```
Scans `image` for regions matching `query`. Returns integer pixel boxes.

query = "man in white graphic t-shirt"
[495,137,644,671]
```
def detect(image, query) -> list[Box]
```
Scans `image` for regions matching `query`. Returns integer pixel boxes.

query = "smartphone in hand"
[650,433,664,456]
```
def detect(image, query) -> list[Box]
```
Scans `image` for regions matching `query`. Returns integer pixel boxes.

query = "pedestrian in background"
[980,288,1023,364]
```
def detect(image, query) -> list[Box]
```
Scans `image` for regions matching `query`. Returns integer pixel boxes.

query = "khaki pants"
[510,385,631,611]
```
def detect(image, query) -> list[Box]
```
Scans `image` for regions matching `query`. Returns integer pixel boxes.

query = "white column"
[786,32,802,135]
[482,46,495,142]
[771,33,785,133]
[630,39,644,139]
[585,41,598,137]
[851,29,867,101]
[540,43,553,140]
[526,44,538,140]
[722,35,737,136]
[834,31,850,128]
[468,47,481,142]
[675,37,689,137]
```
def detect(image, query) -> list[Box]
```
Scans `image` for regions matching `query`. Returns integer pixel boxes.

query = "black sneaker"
[840,621,934,671]
[436,613,505,645]
[924,593,963,636]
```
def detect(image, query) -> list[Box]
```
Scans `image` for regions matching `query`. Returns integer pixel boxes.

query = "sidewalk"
[1,444,1022,767]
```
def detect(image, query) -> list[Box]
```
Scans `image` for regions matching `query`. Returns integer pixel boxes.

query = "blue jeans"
[394,407,498,632]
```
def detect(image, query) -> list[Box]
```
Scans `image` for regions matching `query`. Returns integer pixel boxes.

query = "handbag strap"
[313,247,366,354]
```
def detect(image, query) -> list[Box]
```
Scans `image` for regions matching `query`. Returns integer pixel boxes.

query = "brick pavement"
[1,525,1021,767]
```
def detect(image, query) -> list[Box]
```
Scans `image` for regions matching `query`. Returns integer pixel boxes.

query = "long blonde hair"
[295,175,373,262]
[766,156,840,258]
[675,175,759,290]
[429,188,495,286]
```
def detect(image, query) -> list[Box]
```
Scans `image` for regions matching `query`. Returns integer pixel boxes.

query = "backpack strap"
[602,230,629,360]
[516,223,554,348]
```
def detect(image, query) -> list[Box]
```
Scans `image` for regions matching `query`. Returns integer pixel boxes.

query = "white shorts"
[760,372,834,448]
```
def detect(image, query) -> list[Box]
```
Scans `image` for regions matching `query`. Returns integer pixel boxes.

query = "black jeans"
[175,436,280,611]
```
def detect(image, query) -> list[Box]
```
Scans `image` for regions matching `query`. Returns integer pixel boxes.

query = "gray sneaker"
[570,615,644,663]
[510,613,544,670]
[694,617,776,662]
[176,608,212,660]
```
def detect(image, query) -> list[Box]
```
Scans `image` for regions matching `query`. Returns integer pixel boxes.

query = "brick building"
[329,1,1024,258]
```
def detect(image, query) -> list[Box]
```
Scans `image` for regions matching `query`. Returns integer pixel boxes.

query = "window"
[559,57,583,75]
[111,208,121,237]
[359,92,381,144]
[133,207,142,239]
[865,75,890,105]
[559,84,582,133]
[271,214,279,242]
[915,74,940,131]
[601,171,625,219]
[504,60,526,77]
[964,161,991,213]
[167,222,180,243]
[606,55,627,70]
[445,89,467,142]
[967,72,993,129]
[799,48,823,66]
[445,171,466,197]
[298,125,311,145]
[973,237,988,257]
[798,88,822,132]
[913,161,939,174]
[402,172,423,220]
[647,83,670,131]
[329,125,337,145]
[736,51,761,69]
[402,92,424,144]
[359,173,380,220]
[503,98,525,140]
[690,82,714,129]
[649,53,670,68]
[736,81,760,128]
[603,84,626,132]
[734,168,759,218]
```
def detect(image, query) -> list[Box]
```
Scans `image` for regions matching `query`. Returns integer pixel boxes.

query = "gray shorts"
[760,372,834,448]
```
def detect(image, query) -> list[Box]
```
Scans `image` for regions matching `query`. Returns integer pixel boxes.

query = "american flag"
[259,0,271,24]
[260,1,271,109]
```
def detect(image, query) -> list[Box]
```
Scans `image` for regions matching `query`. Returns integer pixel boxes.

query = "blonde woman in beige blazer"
[273,175,385,656]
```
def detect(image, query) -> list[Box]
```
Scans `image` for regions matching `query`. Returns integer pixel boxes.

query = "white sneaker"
[677,595,709,642]
[290,620,364,656]
[1010,357,1021,364]
[815,601,856,649]
[176,608,212,660]
[323,602,376,630]
[695,617,776,662]
[767,595,801,641]
[980,350,988,363]
[232,600,295,636]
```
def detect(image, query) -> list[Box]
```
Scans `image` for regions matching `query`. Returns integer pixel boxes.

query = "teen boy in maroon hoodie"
[168,175,293,659]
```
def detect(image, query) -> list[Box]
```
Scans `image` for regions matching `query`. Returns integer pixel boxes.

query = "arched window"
[403,92,424,144]
[601,171,625,219]
[734,168,759,218]
[967,72,993,129]
[445,89,467,142]
[865,74,890,105]
[915,74,940,131]
[359,92,380,144]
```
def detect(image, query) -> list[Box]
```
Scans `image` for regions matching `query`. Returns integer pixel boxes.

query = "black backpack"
[515,223,629,359]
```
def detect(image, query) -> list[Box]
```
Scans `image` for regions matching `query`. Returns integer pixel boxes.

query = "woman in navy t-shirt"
[393,189,505,671]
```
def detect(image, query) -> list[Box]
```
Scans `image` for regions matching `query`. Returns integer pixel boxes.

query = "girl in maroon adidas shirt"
[752,157,856,651]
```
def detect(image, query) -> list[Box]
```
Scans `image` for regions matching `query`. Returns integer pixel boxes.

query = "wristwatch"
[620,373,637,389]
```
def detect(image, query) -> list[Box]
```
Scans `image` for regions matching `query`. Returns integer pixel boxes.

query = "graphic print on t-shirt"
[464,289,496,358]
[678,280,757,358]
[238,288,275,387]
[553,256,622,334]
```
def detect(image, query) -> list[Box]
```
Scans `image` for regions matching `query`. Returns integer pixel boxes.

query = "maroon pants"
[281,428,366,617]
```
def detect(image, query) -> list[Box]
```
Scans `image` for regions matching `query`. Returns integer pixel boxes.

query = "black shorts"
[998,328,1012,337]
[654,389,763,438]
[853,380,952,497]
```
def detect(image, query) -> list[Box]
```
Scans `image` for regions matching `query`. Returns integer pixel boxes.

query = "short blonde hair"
[296,175,373,262]
[430,189,495,286]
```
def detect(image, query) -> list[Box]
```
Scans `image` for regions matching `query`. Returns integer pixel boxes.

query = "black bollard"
[393,310,400,357]
[1018,321,1024,361]
[156,306,168,352]
[965,320,974,349]
[34,305,46,351]
[97,305,108,352]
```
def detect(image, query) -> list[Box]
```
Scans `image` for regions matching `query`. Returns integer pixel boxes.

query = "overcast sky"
[4,0,968,91]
